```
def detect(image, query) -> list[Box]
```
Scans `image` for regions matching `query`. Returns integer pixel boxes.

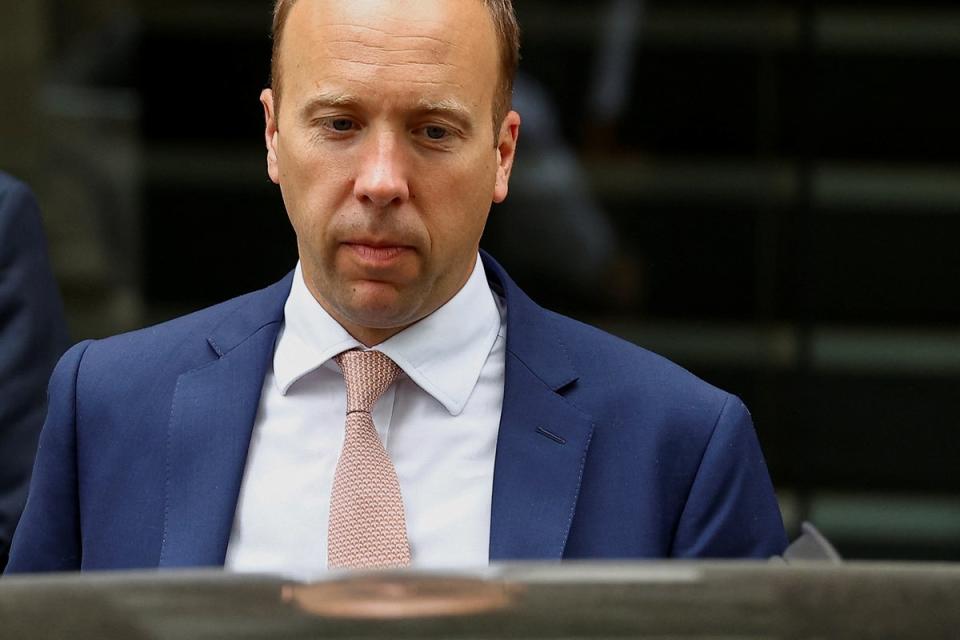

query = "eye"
[329,118,355,132]
[423,125,449,140]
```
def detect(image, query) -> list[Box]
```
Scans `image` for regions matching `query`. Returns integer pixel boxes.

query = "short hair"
[269,0,520,138]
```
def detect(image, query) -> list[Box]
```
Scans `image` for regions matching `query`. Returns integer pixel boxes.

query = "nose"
[353,130,410,208]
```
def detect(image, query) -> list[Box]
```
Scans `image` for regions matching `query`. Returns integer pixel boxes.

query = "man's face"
[262,0,520,346]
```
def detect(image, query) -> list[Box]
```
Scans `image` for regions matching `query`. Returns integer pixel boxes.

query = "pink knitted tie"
[328,350,411,569]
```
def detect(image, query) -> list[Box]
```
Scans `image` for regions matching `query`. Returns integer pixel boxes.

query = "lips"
[342,241,412,265]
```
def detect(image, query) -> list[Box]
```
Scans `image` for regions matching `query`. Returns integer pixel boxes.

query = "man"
[7,0,786,574]
[0,173,69,571]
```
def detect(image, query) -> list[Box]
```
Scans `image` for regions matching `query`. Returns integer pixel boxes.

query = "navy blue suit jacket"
[7,253,786,572]
[0,173,69,571]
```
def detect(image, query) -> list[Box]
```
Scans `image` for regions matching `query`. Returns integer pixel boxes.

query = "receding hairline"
[268,0,520,133]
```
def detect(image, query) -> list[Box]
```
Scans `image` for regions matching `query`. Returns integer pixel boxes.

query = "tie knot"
[335,350,401,413]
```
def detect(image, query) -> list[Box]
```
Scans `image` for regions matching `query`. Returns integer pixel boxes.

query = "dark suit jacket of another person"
[0,173,69,571]
[7,252,786,572]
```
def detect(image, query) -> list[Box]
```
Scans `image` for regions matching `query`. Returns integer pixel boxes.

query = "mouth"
[341,241,413,266]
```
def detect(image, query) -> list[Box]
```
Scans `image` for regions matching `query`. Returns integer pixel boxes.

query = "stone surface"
[1,563,959,639]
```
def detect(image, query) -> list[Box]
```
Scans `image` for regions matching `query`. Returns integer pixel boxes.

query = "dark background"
[2,0,959,560]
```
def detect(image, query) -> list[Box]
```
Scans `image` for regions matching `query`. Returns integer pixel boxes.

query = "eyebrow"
[299,92,475,131]
[299,91,362,120]
[414,98,473,126]
[406,97,476,136]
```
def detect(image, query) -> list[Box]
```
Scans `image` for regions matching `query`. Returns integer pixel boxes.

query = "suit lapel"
[489,354,594,560]
[159,275,291,568]
[483,253,595,561]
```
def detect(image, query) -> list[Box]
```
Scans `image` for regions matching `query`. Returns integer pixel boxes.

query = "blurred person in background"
[0,173,69,571]
[484,72,639,308]
[7,0,785,575]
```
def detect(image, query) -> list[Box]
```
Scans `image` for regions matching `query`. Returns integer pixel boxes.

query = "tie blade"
[329,353,411,570]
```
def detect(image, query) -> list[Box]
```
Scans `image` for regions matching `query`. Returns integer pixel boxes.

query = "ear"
[261,88,281,184]
[493,110,521,204]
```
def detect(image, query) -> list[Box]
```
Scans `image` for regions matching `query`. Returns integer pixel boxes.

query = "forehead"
[279,0,499,109]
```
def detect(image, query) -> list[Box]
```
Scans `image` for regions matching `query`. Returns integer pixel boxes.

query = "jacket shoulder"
[538,309,742,450]
[546,309,730,405]
[85,295,240,359]
[74,277,291,384]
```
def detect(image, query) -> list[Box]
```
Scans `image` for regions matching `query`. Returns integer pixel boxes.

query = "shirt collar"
[274,256,503,416]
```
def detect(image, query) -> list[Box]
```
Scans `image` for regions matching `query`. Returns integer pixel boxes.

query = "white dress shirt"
[224,256,506,578]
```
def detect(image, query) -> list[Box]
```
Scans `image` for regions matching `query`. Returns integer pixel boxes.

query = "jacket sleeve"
[0,176,70,571]
[670,394,788,558]
[5,340,92,573]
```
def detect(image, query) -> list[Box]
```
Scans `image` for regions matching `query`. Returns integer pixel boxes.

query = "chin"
[341,289,422,330]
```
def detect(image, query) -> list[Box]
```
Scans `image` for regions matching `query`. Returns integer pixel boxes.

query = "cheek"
[435,150,497,202]
[430,181,494,252]
[279,145,353,233]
